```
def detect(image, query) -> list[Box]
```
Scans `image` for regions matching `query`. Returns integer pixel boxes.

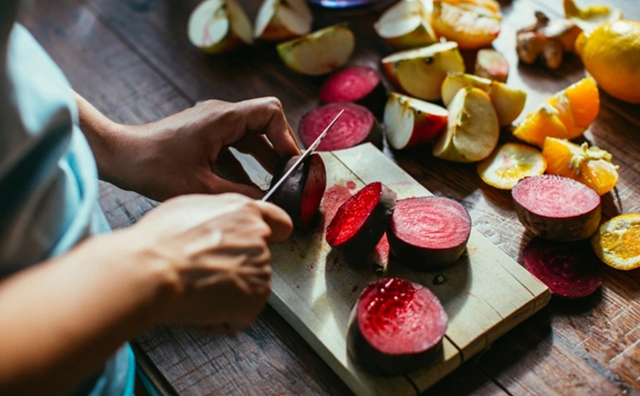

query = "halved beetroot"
[347,277,448,375]
[271,153,327,228]
[326,182,396,261]
[319,66,387,116]
[512,175,601,241]
[299,103,383,151]
[388,197,471,270]
[523,238,602,298]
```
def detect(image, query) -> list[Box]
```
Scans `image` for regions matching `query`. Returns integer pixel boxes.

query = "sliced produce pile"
[477,143,547,190]
[592,214,640,271]
[523,238,602,298]
[389,197,472,269]
[319,66,386,116]
[431,0,502,50]
[254,0,313,42]
[299,103,382,151]
[474,48,509,83]
[512,175,601,242]
[187,0,253,54]
[347,277,448,375]
[383,93,448,150]
[374,0,437,50]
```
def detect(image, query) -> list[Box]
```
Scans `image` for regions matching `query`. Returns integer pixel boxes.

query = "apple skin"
[377,22,437,50]
[384,93,448,150]
[259,17,302,42]
[201,33,245,54]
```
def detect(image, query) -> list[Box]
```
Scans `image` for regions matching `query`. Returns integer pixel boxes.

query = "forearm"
[0,230,176,396]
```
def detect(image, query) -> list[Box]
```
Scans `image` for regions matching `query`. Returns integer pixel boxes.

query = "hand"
[123,193,293,333]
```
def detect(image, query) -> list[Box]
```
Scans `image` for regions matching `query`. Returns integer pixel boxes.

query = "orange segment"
[432,0,502,50]
[564,76,600,128]
[542,137,619,196]
[477,143,547,190]
[592,214,640,270]
[513,105,568,146]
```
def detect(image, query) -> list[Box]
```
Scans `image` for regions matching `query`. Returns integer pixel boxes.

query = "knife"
[262,109,344,202]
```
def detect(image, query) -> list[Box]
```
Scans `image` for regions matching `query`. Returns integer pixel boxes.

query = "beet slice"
[523,238,602,298]
[512,175,601,241]
[299,103,383,151]
[388,197,472,270]
[270,153,327,228]
[319,66,387,116]
[347,277,448,375]
[326,182,396,261]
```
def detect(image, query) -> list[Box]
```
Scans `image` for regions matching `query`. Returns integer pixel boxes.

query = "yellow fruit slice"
[477,143,546,190]
[513,76,599,146]
[564,0,622,32]
[592,214,640,270]
[542,137,619,196]
[432,0,502,50]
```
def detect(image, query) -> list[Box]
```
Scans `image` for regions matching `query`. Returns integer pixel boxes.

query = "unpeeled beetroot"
[347,277,448,375]
[271,153,326,228]
[299,103,383,151]
[326,182,396,261]
[389,197,472,270]
[319,66,386,116]
[523,238,602,298]
[512,175,601,241]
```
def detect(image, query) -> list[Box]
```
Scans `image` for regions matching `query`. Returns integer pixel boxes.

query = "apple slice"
[441,72,526,126]
[475,48,509,83]
[433,87,499,163]
[384,92,448,150]
[254,0,312,42]
[382,42,465,101]
[277,25,355,76]
[188,0,253,54]
[432,0,502,50]
[374,0,437,50]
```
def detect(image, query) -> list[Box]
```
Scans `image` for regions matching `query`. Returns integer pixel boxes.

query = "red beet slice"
[270,153,327,228]
[347,277,448,375]
[523,238,602,298]
[512,175,601,241]
[299,103,383,151]
[319,66,387,116]
[389,197,472,270]
[326,182,396,261]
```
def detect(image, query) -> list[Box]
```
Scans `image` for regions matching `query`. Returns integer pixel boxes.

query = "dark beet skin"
[326,182,396,262]
[389,197,472,270]
[270,153,326,228]
[523,238,602,298]
[347,278,448,375]
[512,175,601,242]
[319,66,387,117]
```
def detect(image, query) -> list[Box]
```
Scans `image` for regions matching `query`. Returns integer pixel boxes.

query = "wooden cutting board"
[266,143,551,396]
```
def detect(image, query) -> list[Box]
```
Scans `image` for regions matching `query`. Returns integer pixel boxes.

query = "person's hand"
[80,96,301,201]
[119,193,292,333]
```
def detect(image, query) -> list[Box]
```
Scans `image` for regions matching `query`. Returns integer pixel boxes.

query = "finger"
[205,174,264,200]
[232,134,280,173]
[252,201,293,244]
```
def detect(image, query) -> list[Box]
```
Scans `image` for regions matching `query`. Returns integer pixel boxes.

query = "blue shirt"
[0,2,134,395]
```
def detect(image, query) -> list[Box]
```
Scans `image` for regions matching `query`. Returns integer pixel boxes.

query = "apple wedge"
[475,48,509,83]
[384,92,448,150]
[277,25,355,76]
[382,42,465,101]
[188,0,253,54]
[441,72,526,126]
[374,0,437,50]
[254,0,312,42]
[432,0,502,50]
[433,87,499,163]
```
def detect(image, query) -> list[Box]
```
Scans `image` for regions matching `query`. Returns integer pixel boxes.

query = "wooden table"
[20,0,640,394]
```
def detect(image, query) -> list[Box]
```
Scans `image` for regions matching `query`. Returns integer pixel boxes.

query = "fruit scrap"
[187,0,253,54]
[475,49,509,83]
[388,197,472,269]
[254,0,313,42]
[592,214,640,271]
[477,143,547,190]
[277,25,355,76]
[319,66,386,117]
[543,138,618,196]
[516,11,582,69]
[512,175,601,242]
[513,76,599,147]
[347,277,448,375]
[299,103,382,151]
[374,0,437,50]
[523,238,602,298]
[432,0,502,50]
[383,92,448,150]
[564,0,622,33]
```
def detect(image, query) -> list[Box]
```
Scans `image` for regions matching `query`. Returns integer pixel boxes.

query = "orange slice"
[592,214,640,270]
[513,77,600,146]
[432,0,502,50]
[542,137,618,196]
[477,143,547,190]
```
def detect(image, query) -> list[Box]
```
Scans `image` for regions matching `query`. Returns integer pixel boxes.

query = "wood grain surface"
[18,0,640,395]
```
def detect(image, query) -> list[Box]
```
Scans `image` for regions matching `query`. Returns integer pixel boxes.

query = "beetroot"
[326,182,396,261]
[512,175,601,241]
[271,153,326,228]
[388,197,472,270]
[319,66,386,116]
[523,238,602,298]
[347,278,448,375]
[299,103,383,151]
